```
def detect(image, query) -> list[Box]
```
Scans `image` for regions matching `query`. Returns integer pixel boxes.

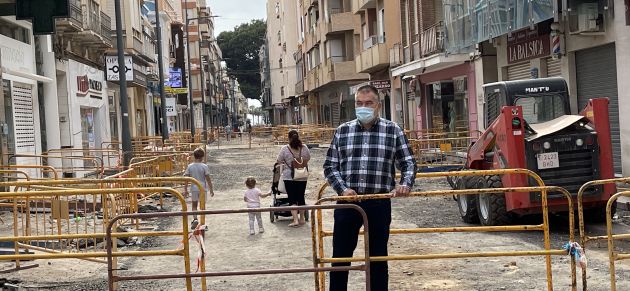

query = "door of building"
[576,43,621,174]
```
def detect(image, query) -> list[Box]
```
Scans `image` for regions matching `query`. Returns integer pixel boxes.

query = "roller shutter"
[575,43,621,174]
[507,62,530,80]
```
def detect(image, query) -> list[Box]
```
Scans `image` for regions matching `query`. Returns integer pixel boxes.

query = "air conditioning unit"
[577,2,599,32]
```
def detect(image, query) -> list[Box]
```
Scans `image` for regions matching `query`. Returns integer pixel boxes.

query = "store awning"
[391,53,469,77]
[1,67,53,83]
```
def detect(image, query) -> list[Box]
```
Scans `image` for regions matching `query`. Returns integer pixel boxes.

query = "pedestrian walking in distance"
[243,176,270,235]
[184,148,215,230]
[276,129,311,227]
[323,84,416,291]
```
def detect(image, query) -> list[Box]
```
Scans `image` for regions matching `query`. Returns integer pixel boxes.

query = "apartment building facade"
[266,0,300,125]
[352,0,401,122]
[299,0,368,126]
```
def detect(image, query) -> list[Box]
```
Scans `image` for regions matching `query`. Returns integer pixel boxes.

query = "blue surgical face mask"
[355,107,375,124]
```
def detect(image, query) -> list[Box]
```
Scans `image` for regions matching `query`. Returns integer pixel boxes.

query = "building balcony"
[329,11,355,33]
[56,0,83,32]
[352,0,376,14]
[304,23,321,51]
[325,58,367,83]
[356,40,388,73]
[305,64,321,91]
[74,7,113,49]
[421,21,445,57]
[389,42,402,67]
[295,79,304,95]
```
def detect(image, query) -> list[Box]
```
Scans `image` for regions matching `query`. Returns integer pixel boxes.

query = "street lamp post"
[114,0,132,166]
[155,0,168,142]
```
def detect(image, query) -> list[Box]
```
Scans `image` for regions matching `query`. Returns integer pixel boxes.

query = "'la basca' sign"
[507,34,550,64]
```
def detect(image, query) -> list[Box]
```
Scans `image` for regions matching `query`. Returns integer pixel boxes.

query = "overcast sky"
[210,0,267,36]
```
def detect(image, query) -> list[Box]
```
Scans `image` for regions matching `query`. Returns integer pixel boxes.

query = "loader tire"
[456,176,481,224]
[477,175,512,226]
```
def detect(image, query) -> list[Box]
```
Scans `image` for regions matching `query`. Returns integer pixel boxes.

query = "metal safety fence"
[0,178,206,272]
[0,187,188,275]
[105,205,370,291]
[577,178,629,291]
[315,169,577,291]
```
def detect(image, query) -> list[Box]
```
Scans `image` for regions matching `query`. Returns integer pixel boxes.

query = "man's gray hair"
[354,84,381,102]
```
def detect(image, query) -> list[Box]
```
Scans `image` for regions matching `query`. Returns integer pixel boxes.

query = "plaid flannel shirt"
[323,118,416,195]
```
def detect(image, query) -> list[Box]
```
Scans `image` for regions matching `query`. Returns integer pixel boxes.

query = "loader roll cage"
[483,77,571,128]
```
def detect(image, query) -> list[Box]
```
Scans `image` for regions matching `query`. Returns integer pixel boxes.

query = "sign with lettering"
[106,55,133,81]
[165,97,177,116]
[77,75,103,96]
[370,80,391,89]
[507,29,550,64]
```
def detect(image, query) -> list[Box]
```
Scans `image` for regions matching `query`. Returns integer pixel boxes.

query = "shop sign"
[507,28,550,64]
[165,86,188,94]
[165,97,177,117]
[370,80,391,89]
[77,75,103,96]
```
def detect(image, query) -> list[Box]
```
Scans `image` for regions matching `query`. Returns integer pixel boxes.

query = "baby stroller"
[269,163,309,223]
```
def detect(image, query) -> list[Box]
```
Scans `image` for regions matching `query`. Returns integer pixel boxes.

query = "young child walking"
[184,148,214,229]
[243,177,270,235]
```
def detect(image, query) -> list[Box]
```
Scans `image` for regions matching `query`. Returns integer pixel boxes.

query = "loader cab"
[483,78,571,128]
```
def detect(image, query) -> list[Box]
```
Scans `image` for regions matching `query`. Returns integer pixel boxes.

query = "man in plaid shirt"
[324,84,416,291]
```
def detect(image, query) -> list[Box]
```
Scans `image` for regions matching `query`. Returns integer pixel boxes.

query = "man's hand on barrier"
[392,185,410,197]
[341,188,357,196]
[209,190,215,197]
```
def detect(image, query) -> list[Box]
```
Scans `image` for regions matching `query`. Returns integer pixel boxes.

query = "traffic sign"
[106,56,134,81]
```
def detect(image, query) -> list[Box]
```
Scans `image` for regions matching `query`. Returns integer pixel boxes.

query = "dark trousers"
[330,200,391,291]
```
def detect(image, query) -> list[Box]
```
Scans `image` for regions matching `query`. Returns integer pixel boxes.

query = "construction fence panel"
[314,169,577,291]
[0,187,189,278]
[105,204,371,291]
[577,178,630,291]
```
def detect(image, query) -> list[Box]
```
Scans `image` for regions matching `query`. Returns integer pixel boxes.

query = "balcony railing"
[389,43,402,67]
[403,46,411,63]
[412,41,420,61]
[363,35,385,50]
[421,21,445,56]
[82,5,100,33]
[100,12,112,44]
[295,79,304,95]
[68,0,83,27]
[329,55,347,63]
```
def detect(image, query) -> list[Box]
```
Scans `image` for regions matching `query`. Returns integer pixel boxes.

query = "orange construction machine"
[456,77,616,225]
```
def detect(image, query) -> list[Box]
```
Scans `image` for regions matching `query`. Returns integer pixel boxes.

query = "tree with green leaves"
[217,19,266,100]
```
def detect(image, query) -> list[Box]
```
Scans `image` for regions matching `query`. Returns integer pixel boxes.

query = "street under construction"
[0,128,628,290]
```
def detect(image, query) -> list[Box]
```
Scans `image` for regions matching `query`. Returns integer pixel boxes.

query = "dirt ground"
[3,141,630,290]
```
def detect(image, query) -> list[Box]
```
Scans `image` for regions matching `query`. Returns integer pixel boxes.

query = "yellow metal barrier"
[46,148,122,172]
[1,165,60,180]
[105,205,370,291]
[8,154,103,178]
[604,191,630,291]
[0,187,191,286]
[409,136,477,172]
[315,169,577,291]
[576,178,628,291]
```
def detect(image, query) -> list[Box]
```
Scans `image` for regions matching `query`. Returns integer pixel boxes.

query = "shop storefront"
[65,59,110,152]
[415,63,478,133]
[0,20,50,171]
